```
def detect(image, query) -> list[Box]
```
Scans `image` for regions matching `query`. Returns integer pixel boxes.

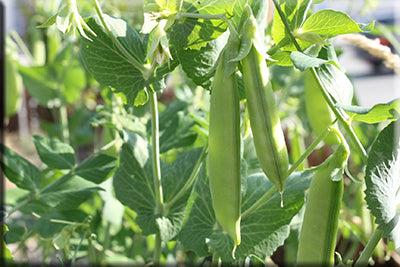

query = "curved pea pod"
[304,68,341,145]
[297,142,349,266]
[208,41,241,247]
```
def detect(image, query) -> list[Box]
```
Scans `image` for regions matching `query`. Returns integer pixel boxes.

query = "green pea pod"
[238,11,288,193]
[208,38,241,247]
[304,68,340,145]
[297,142,349,266]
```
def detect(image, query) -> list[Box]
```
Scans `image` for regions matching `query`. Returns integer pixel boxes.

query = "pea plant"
[2,0,400,266]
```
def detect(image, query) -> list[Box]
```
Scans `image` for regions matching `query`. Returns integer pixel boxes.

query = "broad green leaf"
[290,51,330,71]
[337,99,400,124]
[365,120,400,248]
[0,145,41,192]
[171,35,225,89]
[80,15,147,106]
[32,135,75,170]
[113,139,157,235]
[155,0,180,12]
[302,10,373,38]
[268,51,293,66]
[160,147,204,241]
[19,44,86,107]
[168,0,235,50]
[114,131,204,241]
[178,167,313,262]
[39,174,101,210]
[18,65,59,107]
[74,153,117,184]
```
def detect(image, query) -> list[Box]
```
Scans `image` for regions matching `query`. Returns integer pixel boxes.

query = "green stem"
[354,228,384,267]
[153,233,162,265]
[241,185,276,219]
[287,125,331,176]
[164,140,208,211]
[92,0,148,74]
[149,90,164,214]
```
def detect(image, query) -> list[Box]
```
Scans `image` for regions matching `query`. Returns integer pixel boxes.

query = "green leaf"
[160,147,204,241]
[290,51,330,71]
[171,35,225,89]
[168,0,232,50]
[74,153,117,184]
[365,120,400,248]
[32,135,76,170]
[113,136,157,235]
[18,65,59,107]
[156,0,181,12]
[178,167,313,261]
[80,15,147,106]
[0,145,41,192]
[301,10,373,38]
[337,99,400,124]
[39,174,102,210]
[114,131,204,241]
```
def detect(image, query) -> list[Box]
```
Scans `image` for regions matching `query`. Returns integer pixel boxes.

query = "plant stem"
[354,228,384,267]
[92,0,148,74]
[164,140,208,211]
[241,185,277,219]
[287,125,330,176]
[153,233,162,265]
[149,90,164,214]
[149,90,164,264]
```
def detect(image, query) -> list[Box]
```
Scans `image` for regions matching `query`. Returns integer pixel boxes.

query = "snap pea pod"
[304,68,340,145]
[297,142,349,266]
[208,38,241,247]
[238,6,289,192]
